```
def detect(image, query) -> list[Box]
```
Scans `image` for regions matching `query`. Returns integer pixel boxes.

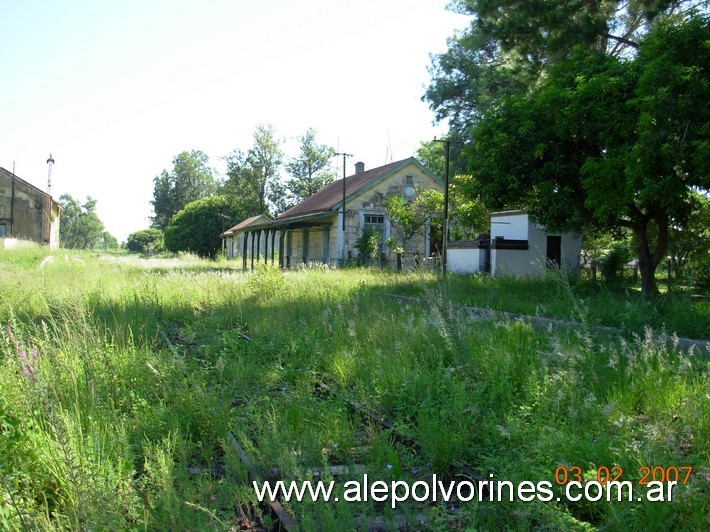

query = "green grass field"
[1,244,707,530]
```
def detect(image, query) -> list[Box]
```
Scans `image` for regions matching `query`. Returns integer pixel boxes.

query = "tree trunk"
[633,213,668,296]
[637,245,658,295]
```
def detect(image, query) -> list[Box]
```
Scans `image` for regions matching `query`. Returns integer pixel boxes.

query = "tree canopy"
[426,2,708,293]
[451,0,691,63]
[151,150,217,230]
[222,124,284,215]
[427,0,705,135]
[99,231,119,251]
[163,195,248,258]
[285,128,335,204]
[59,194,107,250]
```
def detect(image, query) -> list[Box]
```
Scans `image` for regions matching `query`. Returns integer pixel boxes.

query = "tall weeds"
[0,253,706,529]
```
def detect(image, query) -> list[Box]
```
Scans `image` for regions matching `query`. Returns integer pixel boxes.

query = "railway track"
[158,309,611,530]
[226,377,600,530]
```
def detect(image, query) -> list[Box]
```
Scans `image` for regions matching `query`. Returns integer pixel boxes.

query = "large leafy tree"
[468,18,708,294]
[455,0,691,63]
[151,150,217,230]
[223,124,284,215]
[285,128,335,203]
[163,195,248,258]
[426,1,708,294]
[58,194,106,250]
[426,0,703,136]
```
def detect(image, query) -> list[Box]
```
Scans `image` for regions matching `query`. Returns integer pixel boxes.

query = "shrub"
[246,264,287,301]
[164,196,249,258]
[599,245,633,287]
[354,225,381,263]
[126,228,164,254]
[686,252,710,292]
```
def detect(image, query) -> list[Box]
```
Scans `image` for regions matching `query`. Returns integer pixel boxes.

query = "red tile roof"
[276,159,406,220]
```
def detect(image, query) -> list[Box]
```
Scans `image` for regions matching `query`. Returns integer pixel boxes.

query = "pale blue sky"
[1,0,467,241]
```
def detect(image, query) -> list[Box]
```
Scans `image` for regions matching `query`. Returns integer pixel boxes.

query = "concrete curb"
[378,292,710,357]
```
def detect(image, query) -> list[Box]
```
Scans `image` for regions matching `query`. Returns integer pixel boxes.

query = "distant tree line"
[131,125,335,258]
[59,194,118,251]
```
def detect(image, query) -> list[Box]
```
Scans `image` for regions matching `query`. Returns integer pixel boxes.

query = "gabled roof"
[0,167,60,206]
[222,214,271,236]
[276,157,440,222]
[219,158,442,237]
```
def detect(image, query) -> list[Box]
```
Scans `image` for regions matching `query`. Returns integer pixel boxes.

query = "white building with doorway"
[447,210,582,277]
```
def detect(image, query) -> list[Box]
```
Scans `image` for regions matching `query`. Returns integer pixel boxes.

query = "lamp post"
[46,154,56,245]
[47,154,55,195]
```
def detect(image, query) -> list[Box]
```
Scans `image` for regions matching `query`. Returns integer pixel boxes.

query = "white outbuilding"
[447,210,582,277]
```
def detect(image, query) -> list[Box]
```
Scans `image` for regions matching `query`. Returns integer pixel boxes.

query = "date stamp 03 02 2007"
[554,465,694,486]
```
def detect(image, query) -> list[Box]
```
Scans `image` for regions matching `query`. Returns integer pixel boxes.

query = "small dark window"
[364,214,385,226]
[0,223,6,237]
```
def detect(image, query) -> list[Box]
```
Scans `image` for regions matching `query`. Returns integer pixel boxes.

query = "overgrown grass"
[379,271,709,340]
[0,249,707,529]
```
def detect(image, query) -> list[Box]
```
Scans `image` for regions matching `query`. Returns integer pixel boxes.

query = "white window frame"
[360,211,390,254]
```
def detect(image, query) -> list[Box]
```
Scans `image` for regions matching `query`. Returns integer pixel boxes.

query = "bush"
[686,252,710,293]
[354,225,381,263]
[164,196,249,258]
[126,228,164,254]
[599,245,633,287]
[247,264,287,301]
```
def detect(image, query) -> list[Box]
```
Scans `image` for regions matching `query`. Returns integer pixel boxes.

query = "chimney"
[355,161,365,174]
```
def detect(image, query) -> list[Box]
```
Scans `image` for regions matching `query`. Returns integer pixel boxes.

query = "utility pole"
[434,139,452,277]
[333,152,352,233]
[217,212,230,256]
[333,151,353,266]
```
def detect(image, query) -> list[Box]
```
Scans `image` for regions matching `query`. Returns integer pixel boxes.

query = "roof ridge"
[277,158,411,220]
[0,167,56,201]
[225,213,272,233]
